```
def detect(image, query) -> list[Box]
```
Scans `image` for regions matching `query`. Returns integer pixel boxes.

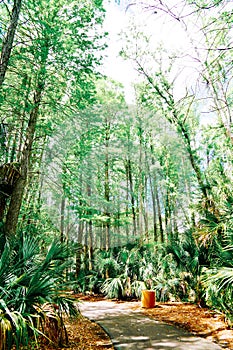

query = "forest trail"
[79,300,222,349]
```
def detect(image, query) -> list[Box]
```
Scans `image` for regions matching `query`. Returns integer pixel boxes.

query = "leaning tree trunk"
[0,75,32,221]
[137,63,210,206]
[4,82,44,238]
[0,0,22,87]
[4,33,49,238]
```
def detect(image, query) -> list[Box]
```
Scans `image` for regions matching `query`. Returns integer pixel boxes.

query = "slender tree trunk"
[104,118,110,250]
[76,218,84,277]
[84,222,88,251]
[86,176,94,270]
[83,223,88,272]
[147,142,159,242]
[142,176,149,243]
[181,156,195,226]
[75,244,82,279]
[65,207,70,281]
[164,192,169,238]
[172,207,178,239]
[125,159,137,236]
[165,189,172,240]
[105,217,110,251]
[101,223,105,250]
[36,135,47,206]
[0,0,22,87]
[177,121,209,201]
[149,173,158,241]
[0,124,7,158]
[138,121,144,243]
[88,220,93,271]
[117,205,121,246]
[136,195,140,235]
[139,187,143,242]
[60,196,65,243]
[5,66,46,238]
[78,173,84,245]
[125,168,129,239]
[16,75,32,163]
[148,172,158,242]
[18,136,47,231]
[78,220,84,245]
[155,181,164,243]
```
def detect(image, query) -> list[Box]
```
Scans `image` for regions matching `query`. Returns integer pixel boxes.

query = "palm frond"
[101,276,125,299]
[0,236,77,349]
[205,267,233,292]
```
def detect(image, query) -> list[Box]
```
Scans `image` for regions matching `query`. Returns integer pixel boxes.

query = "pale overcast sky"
[102,0,136,103]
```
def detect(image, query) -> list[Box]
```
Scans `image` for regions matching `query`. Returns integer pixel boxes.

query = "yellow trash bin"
[141,290,155,308]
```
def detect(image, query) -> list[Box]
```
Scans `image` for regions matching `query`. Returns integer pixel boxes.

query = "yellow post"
[141,290,156,308]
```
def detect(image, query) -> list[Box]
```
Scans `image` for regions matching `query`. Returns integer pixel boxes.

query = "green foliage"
[202,244,233,324]
[0,235,78,349]
[0,0,107,239]
[97,255,120,278]
[76,236,203,303]
[101,276,126,299]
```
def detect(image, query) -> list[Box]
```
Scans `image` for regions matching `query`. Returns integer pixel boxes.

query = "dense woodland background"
[1,0,233,348]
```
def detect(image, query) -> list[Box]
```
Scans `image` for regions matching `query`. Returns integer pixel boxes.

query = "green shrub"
[0,235,78,349]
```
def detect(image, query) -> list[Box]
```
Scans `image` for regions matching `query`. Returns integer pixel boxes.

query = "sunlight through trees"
[1,1,233,347]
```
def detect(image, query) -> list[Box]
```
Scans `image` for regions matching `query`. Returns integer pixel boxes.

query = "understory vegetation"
[0,234,78,349]
[74,225,233,325]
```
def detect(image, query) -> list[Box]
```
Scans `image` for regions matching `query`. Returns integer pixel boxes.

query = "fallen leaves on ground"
[62,316,114,350]
[39,313,114,350]
[137,301,233,349]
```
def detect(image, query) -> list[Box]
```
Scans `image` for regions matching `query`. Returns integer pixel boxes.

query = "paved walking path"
[79,300,222,350]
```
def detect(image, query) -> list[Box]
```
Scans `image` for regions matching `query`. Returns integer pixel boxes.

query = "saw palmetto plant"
[0,234,78,350]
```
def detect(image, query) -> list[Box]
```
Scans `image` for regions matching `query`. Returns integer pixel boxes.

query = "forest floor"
[139,301,233,349]
[41,294,233,350]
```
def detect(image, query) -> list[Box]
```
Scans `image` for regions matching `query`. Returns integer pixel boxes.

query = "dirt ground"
[139,302,233,349]
[41,295,233,349]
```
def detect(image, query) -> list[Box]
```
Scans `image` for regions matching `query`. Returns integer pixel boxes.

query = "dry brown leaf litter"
[138,302,233,349]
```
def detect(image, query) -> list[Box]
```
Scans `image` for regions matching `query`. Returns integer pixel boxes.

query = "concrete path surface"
[79,300,222,349]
